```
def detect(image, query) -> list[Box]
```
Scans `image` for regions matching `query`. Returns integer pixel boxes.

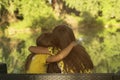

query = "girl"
[25,32,77,73]
[51,25,94,73]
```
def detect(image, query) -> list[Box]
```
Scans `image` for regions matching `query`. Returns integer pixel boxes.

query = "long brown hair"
[50,25,94,73]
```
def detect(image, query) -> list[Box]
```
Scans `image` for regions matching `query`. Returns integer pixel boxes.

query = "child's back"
[26,54,49,73]
[25,33,53,73]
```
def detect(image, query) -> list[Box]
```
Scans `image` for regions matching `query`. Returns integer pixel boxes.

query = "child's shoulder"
[48,47,61,55]
[48,47,60,50]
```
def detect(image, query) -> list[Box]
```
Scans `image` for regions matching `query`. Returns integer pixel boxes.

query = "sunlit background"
[0,0,120,73]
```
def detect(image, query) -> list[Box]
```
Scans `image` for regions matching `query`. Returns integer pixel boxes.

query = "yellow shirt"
[26,47,60,74]
[26,54,49,74]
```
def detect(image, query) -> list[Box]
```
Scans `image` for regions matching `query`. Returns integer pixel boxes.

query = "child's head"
[52,25,75,49]
[36,32,53,47]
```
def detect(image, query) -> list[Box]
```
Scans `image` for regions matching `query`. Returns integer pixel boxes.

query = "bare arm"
[28,46,49,54]
[46,41,77,63]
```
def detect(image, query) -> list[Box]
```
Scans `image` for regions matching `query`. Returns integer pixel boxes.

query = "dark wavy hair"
[47,25,94,73]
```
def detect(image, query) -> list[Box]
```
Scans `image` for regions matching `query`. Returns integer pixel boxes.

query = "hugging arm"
[28,41,77,63]
[46,41,77,63]
[28,46,49,54]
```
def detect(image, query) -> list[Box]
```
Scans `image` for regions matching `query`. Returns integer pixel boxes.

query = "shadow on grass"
[78,11,105,44]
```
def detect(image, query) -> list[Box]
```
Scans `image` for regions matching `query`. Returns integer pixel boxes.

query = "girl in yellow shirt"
[25,32,77,74]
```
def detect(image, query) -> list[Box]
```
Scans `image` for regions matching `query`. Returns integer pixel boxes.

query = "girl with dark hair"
[51,25,94,73]
[25,32,77,73]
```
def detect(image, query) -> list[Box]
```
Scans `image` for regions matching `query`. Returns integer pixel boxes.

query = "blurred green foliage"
[0,0,120,73]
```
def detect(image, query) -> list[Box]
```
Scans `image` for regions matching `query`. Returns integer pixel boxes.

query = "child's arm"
[28,46,49,54]
[46,41,77,63]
